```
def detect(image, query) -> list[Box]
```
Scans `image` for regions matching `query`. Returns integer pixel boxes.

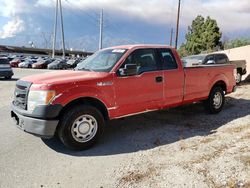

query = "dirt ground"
[111,83,250,188]
[0,69,249,188]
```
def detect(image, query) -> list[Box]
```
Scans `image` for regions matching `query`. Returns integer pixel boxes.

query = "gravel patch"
[111,83,250,188]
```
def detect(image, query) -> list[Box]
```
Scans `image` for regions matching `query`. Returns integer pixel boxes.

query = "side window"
[158,49,178,70]
[121,49,158,74]
[216,54,228,64]
[204,55,214,63]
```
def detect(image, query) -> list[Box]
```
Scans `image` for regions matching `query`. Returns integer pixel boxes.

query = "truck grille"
[13,80,32,110]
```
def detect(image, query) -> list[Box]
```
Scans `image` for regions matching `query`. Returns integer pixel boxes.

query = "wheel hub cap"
[213,92,222,109]
[71,115,98,143]
[236,73,241,83]
[78,123,90,134]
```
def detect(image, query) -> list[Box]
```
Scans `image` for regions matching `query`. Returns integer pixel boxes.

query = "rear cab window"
[158,48,178,70]
[215,54,229,64]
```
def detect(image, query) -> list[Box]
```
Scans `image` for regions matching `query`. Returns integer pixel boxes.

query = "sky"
[0,0,249,52]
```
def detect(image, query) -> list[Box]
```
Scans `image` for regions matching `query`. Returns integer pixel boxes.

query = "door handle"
[155,76,163,83]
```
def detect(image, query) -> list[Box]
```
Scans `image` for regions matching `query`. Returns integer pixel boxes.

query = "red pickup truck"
[11,45,236,150]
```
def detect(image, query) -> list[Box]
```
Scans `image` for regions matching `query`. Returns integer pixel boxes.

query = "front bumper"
[11,103,62,138]
[11,111,58,138]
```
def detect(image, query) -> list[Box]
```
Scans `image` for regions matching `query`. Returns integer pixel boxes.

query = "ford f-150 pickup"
[11,45,237,150]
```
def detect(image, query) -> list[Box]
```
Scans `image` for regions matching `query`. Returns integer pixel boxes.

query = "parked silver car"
[0,58,13,79]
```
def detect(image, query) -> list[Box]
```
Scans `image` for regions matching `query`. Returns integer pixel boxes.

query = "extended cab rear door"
[114,48,164,117]
[157,48,184,107]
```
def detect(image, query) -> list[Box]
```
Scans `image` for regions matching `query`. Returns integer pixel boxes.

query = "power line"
[64,0,99,25]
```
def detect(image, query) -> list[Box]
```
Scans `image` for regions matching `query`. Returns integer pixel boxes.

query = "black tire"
[204,87,225,114]
[235,72,242,84]
[58,105,105,150]
[5,76,12,80]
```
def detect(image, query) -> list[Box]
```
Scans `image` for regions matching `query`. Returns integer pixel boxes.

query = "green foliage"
[224,38,250,49]
[178,43,189,57]
[179,15,222,57]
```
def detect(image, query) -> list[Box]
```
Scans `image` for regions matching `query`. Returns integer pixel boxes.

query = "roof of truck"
[105,44,173,50]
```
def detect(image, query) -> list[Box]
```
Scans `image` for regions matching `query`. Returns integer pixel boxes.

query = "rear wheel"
[204,87,225,114]
[58,105,105,150]
[235,72,242,84]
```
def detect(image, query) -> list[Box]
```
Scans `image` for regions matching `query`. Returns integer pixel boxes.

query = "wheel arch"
[211,80,227,93]
[59,97,109,121]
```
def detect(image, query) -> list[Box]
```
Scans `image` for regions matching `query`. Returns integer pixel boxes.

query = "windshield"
[75,48,127,72]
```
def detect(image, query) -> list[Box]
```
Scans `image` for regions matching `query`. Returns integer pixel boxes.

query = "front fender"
[51,84,115,109]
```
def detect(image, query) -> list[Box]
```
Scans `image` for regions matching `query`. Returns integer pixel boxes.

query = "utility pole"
[52,0,66,58]
[52,0,58,58]
[99,9,103,50]
[175,0,181,49]
[170,28,174,46]
[59,0,66,58]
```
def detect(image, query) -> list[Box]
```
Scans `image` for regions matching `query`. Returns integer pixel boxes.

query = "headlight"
[27,90,56,112]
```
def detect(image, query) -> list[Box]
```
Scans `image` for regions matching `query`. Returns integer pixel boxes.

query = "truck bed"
[183,64,235,102]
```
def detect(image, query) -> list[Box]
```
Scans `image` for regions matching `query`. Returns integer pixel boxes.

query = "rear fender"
[208,73,229,93]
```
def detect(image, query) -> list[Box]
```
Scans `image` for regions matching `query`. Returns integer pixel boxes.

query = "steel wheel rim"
[213,92,222,109]
[71,115,98,143]
[236,73,241,83]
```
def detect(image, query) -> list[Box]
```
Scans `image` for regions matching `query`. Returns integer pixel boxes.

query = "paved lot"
[0,68,249,188]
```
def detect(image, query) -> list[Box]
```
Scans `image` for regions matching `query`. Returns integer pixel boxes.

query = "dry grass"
[189,145,229,164]
[199,137,216,144]
[241,132,250,140]
[118,165,158,187]
[226,125,250,134]
[240,156,250,166]
[243,181,250,188]
[197,168,218,187]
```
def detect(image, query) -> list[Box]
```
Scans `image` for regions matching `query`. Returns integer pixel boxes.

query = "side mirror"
[119,64,137,76]
[206,60,215,64]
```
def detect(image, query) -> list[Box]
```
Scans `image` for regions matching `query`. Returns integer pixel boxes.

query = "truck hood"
[22,70,109,85]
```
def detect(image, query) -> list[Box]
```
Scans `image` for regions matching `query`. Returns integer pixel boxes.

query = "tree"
[224,38,250,49]
[178,43,189,57]
[179,15,222,56]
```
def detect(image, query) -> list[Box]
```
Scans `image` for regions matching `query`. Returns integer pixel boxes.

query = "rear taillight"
[233,69,237,79]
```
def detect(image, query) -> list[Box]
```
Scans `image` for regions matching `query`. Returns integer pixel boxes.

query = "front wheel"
[204,87,225,114]
[58,105,105,150]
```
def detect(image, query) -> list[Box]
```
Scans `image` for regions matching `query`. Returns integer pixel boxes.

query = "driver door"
[114,48,164,117]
